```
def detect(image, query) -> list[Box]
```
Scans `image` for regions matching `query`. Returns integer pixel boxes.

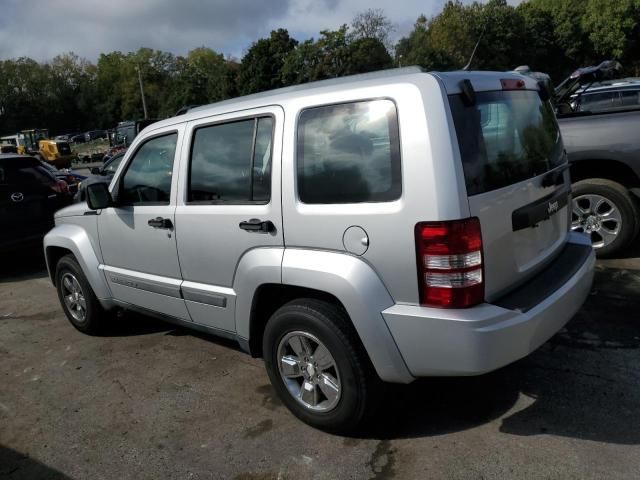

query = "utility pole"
[136,64,148,120]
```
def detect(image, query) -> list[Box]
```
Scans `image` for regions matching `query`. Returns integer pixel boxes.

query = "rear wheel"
[571,179,639,257]
[55,254,104,334]
[263,299,380,433]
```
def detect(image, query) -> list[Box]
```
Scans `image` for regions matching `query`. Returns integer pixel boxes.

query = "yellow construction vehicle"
[15,129,75,168]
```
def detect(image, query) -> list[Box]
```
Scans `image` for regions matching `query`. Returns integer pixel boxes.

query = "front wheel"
[55,254,105,334]
[571,179,639,257]
[263,299,380,433]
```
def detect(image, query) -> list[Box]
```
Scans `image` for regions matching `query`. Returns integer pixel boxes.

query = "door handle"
[148,217,173,229]
[239,218,275,233]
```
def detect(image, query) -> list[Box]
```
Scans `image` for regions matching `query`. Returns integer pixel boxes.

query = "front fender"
[43,223,111,300]
[281,249,414,384]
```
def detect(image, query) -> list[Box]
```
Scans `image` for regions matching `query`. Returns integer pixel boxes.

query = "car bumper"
[383,233,595,377]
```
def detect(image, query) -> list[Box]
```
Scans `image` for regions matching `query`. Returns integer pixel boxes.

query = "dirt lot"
[1,247,639,479]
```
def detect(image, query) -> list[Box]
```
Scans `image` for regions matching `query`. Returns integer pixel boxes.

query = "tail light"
[501,78,526,90]
[415,218,484,308]
[52,179,69,193]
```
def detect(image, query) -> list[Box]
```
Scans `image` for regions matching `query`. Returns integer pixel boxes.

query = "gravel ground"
[1,247,639,479]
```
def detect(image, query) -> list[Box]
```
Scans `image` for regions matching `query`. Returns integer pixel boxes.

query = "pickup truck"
[559,105,640,256]
[519,62,640,257]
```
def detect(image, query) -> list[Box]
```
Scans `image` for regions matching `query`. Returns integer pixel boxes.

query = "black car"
[0,154,72,251]
[75,151,125,202]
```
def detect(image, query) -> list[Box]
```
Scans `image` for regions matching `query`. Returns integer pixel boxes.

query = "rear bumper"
[383,233,595,377]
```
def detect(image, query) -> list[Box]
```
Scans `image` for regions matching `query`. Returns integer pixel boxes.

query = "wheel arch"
[235,248,414,384]
[570,159,640,189]
[44,223,111,300]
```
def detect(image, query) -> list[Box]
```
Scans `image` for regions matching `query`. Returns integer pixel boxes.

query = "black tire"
[263,299,381,434]
[55,254,104,334]
[572,178,639,258]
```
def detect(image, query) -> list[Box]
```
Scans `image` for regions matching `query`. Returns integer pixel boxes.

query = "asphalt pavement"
[1,247,639,479]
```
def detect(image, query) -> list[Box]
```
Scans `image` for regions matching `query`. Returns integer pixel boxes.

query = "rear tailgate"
[448,82,569,301]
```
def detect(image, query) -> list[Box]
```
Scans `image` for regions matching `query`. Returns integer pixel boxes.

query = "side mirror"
[86,182,113,210]
[90,167,101,175]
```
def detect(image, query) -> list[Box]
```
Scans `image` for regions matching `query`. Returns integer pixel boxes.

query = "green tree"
[517,1,563,78]
[395,15,456,70]
[237,29,298,94]
[0,58,54,134]
[49,53,97,132]
[346,37,393,74]
[281,39,321,85]
[165,47,232,115]
[582,0,640,73]
[94,51,130,127]
[282,25,392,86]
[524,0,591,76]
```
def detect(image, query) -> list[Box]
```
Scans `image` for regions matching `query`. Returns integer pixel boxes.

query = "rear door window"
[297,99,401,204]
[449,90,564,196]
[188,116,274,203]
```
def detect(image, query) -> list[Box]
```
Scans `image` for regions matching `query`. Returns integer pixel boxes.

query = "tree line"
[1,0,639,136]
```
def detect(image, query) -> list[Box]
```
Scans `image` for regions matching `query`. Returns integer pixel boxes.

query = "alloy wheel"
[61,272,87,323]
[571,193,622,249]
[277,331,341,412]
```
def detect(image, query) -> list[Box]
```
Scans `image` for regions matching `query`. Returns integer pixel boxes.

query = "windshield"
[104,154,124,173]
[449,90,564,196]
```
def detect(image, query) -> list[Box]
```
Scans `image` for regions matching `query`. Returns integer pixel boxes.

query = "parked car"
[44,68,595,433]
[569,79,640,113]
[553,62,640,256]
[84,130,108,142]
[71,134,86,144]
[37,160,86,194]
[1,154,72,251]
[74,152,125,202]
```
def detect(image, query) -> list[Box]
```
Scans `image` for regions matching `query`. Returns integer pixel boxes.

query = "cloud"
[0,0,523,62]
[0,0,290,60]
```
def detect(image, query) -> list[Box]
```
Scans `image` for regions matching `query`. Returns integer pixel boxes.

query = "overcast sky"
[0,0,522,62]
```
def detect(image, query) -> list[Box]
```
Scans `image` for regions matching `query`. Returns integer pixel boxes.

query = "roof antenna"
[462,6,491,71]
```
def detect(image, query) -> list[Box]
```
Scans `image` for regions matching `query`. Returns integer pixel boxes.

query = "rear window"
[449,90,564,196]
[0,157,55,186]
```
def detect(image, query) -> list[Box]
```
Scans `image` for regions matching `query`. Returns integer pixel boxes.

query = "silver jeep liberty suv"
[45,67,594,432]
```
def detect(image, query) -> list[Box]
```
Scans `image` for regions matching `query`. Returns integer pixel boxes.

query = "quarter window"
[188,116,273,203]
[119,133,177,205]
[297,99,401,204]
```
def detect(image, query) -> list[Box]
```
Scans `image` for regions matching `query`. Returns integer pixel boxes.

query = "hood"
[55,202,90,218]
